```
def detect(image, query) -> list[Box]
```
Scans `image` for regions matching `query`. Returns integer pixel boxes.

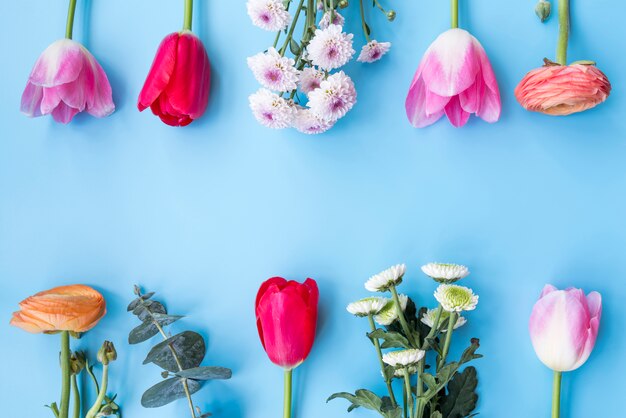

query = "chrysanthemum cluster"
[246,0,394,134]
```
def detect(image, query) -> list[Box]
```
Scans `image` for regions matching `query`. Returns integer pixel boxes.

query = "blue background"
[1,0,624,417]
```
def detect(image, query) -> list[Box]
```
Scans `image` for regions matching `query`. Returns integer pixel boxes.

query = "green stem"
[85,365,108,418]
[65,0,77,39]
[358,0,371,42]
[556,0,569,65]
[284,369,293,418]
[183,0,193,31]
[71,375,80,418]
[438,312,458,370]
[279,0,306,56]
[451,0,459,29]
[330,0,335,22]
[402,369,414,418]
[390,285,415,346]
[59,331,71,418]
[552,371,562,418]
[368,315,397,407]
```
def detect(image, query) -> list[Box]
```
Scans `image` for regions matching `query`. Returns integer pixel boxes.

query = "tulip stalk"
[59,331,71,418]
[556,0,569,65]
[183,0,193,31]
[552,371,562,418]
[65,0,77,39]
[451,0,459,29]
[283,369,293,418]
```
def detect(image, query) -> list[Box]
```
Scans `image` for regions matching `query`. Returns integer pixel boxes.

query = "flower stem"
[284,369,293,418]
[368,314,397,407]
[85,364,108,418]
[330,0,335,22]
[183,0,193,31]
[390,285,415,346]
[451,0,459,29]
[556,0,569,65]
[71,375,80,418]
[402,369,414,418]
[358,0,371,42]
[59,331,71,418]
[552,371,562,418]
[279,0,306,56]
[65,0,77,39]
[438,311,457,370]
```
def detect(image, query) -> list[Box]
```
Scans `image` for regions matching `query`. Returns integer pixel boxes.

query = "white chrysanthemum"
[421,308,467,332]
[434,284,479,312]
[308,71,357,122]
[319,11,345,29]
[382,349,426,368]
[374,294,408,326]
[421,263,469,284]
[357,40,391,63]
[298,67,326,95]
[292,106,334,134]
[307,24,355,70]
[346,297,388,317]
[249,89,296,129]
[364,264,406,292]
[247,0,291,31]
[247,48,299,92]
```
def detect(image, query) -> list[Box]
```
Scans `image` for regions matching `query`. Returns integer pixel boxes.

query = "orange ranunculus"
[515,63,611,116]
[10,284,106,334]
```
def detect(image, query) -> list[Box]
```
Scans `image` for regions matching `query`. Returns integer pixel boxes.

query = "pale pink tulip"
[405,28,501,128]
[529,285,601,372]
[21,39,115,124]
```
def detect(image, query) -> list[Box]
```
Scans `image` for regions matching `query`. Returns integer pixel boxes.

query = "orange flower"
[515,63,611,116]
[10,284,106,333]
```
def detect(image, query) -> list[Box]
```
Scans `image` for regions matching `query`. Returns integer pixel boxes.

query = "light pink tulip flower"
[21,39,115,124]
[529,285,602,372]
[405,28,501,128]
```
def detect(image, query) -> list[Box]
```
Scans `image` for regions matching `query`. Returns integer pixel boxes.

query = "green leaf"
[175,366,232,381]
[441,367,479,418]
[421,373,438,391]
[129,314,183,344]
[290,39,301,55]
[459,339,482,365]
[364,22,371,36]
[327,392,360,412]
[127,292,156,311]
[141,377,201,408]
[431,412,443,418]
[134,301,167,322]
[369,329,411,349]
[328,389,383,412]
[143,331,206,372]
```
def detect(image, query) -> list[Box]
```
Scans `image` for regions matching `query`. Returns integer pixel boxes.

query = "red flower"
[138,31,210,126]
[255,277,319,369]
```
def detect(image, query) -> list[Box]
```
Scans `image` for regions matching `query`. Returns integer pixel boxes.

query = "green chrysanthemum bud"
[339,0,349,8]
[386,10,396,22]
[535,0,551,22]
[97,341,117,365]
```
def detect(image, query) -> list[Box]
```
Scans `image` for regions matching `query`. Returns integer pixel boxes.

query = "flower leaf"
[175,366,232,381]
[459,339,482,365]
[127,292,155,311]
[441,366,479,418]
[368,329,411,349]
[327,389,383,413]
[431,412,443,418]
[141,377,201,408]
[143,331,206,372]
[128,315,184,344]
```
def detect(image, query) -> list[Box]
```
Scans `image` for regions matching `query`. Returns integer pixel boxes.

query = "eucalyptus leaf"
[135,301,167,322]
[127,292,155,311]
[129,314,184,344]
[441,366,478,418]
[141,377,201,408]
[175,366,232,381]
[143,331,206,372]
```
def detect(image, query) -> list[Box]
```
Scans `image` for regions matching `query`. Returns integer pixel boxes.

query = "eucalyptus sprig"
[127,286,232,418]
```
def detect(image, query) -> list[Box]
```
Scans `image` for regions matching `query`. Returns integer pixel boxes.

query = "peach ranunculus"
[515,62,611,116]
[10,284,106,333]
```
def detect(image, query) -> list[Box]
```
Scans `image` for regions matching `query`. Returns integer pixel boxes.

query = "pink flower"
[529,285,602,372]
[405,28,501,128]
[515,63,611,116]
[20,39,115,124]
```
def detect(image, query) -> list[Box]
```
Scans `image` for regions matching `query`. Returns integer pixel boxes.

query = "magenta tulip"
[405,28,501,128]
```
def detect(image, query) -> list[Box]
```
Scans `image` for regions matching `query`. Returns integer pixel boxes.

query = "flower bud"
[97,341,117,365]
[535,0,551,22]
[386,10,396,22]
[70,351,86,375]
[338,0,349,8]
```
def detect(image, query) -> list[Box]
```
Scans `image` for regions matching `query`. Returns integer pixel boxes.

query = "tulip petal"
[540,284,559,298]
[138,33,179,111]
[20,82,44,117]
[405,75,445,128]
[82,51,115,117]
[444,96,470,127]
[29,39,85,87]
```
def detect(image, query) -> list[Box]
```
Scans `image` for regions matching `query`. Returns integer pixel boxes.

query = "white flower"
[319,11,345,29]
[421,263,469,284]
[308,71,357,122]
[292,106,334,134]
[357,40,391,63]
[247,0,291,31]
[298,67,326,95]
[421,308,467,332]
[346,297,388,317]
[374,294,408,326]
[364,264,406,292]
[249,88,296,129]
[382,349,426,368]
[247,48,299,92]
[307,24,355,70]
[434,284,479,312]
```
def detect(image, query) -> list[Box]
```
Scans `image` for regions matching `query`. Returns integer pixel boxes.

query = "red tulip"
[255,277,319,369]
[138,31,210,126]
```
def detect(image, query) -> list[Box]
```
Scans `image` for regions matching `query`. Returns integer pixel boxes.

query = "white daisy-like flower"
[346,297,388,317]
[382,349,426,368]
[308,71,357,122]
[247,48,299,92]
[374,294,408,326]
[246,0,291,32]
[298,67,326,95]
[249,89,296,129]
[365,264,406,292]
[292,106,335,134]
[421,308,467,332]
[434,284,479,312]
[319,11,345,29]
[421,263,470,284]
[306,24,355,70]
[357,40,392,63]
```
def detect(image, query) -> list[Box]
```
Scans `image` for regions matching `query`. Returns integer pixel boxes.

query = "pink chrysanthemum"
[249,88,296,128]
[247,47,299,92]
[307,24,355,70]
[298,67,326,95]
[292,106,335,134]
[357,40,391,63]
[307,71,357,122]
[319,11,345,29]
[246,0,291,32]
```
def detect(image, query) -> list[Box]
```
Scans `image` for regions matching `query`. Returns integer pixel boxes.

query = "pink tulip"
[529,285,601,372]
[405,28,501,128]
[20,39,115,124]
[138,31,211,127]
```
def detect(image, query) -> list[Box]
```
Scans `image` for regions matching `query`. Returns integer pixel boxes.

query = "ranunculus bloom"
[138,31,211,127]
[515,63,611,116]
[10,284,106,334]
[529,285,601,372]
[255,277,319,369]
[405,28,501,128]
[20,39,115,124]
